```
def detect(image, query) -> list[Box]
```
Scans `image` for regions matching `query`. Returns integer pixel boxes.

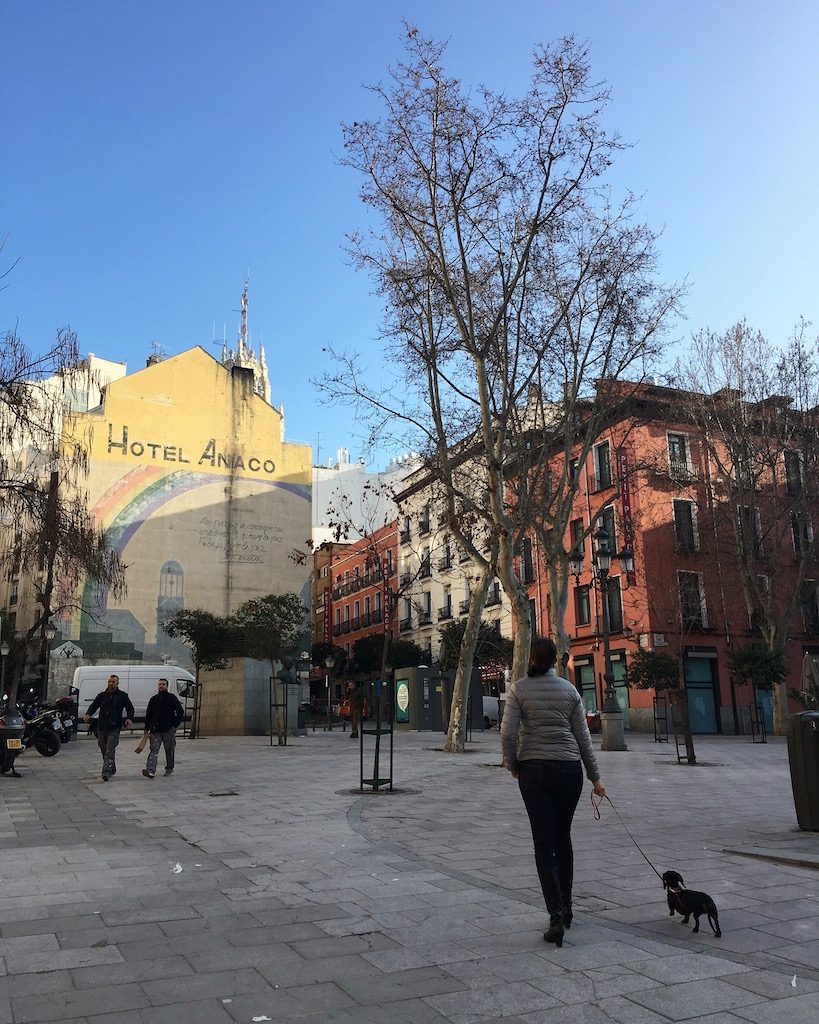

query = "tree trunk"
[671,681,696,765]
[445,571,492,752]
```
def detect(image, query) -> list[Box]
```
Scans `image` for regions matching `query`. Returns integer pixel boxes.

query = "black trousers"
[518,759,583,907]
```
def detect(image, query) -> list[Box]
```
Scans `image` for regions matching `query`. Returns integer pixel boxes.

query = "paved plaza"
[0,726,817,1024]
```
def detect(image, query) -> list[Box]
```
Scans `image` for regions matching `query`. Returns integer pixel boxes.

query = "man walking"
[83,674,134,782]
[142,678,184,779]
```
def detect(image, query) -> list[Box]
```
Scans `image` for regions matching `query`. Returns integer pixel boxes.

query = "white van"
[72,665,195,725]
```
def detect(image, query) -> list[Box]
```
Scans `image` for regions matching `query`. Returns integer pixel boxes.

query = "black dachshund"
[662,870,721,937]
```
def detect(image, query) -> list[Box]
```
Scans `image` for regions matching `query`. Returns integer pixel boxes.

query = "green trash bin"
[787,712,819,831]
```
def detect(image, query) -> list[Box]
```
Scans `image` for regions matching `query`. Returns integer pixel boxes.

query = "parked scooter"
[48,697,76,743]
[0,703,25,777]
[19,705,62,757]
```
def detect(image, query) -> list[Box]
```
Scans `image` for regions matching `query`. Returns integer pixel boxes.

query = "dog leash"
[591,791,664,882]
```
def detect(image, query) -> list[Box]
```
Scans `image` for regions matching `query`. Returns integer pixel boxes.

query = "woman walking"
[501,638,606,947]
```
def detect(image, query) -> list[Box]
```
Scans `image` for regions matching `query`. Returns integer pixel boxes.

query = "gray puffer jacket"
[500,668,600,781]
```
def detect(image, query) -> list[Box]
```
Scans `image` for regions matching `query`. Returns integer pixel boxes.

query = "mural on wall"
[58,348,312,667]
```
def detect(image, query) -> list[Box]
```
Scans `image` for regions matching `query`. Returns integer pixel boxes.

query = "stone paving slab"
[1,730,818,1023]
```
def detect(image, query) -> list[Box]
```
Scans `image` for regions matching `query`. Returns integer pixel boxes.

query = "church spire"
[220,277,272,404]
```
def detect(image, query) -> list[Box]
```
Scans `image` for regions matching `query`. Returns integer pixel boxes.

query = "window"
[570,518,585,559]
[321,565,329,578]
[520,537,535,584]
[569,458,579,483]
[419,505,431,535]
[792,511,813,554]
[673,500,699,553]
[784,449,803,496]
[801,581,819,634]
[606,577,623,633]
[738,505,764,558]
[750,575,768,632]
[400,516,411,544]
[678,571,707,629]
[596,506,617,554]
[420,547,431,578]
[575,584,591,626]
[420,592,432,623]
[593,441,612,490]
[667,433,691,479]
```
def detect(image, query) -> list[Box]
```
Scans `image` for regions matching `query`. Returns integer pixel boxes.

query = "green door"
[575,661,597,712]
[610,655,630,729]
[684,654,719,734]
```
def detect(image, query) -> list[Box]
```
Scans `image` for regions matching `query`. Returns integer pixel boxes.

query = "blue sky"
[4,1,818,468]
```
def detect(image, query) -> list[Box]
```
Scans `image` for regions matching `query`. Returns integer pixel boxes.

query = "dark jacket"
[145,690,184,733]
[88,688,135,731]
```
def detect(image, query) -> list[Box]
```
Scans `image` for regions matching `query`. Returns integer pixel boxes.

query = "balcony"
[418,610,432,625]
[351,616,361,630]
[341,621,351,634]
[352,578,362,591]
[437,606,453,621]
[419,518,431,536]
[485,587,502,607]
[458,599,470,615]
[399,572,411,587]
[399,529,411,545]
[669,460,697,483]
[588,470,614,493]
[399,616,412,632]
[372,609,383,623]
[332,624,342,637]
[332,587,341,600]
[437,556,453,571]
[419,561,432,579]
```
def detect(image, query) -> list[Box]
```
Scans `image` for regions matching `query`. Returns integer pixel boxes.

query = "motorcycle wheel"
[34,732,61,757]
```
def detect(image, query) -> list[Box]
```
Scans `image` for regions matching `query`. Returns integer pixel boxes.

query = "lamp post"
[324,655,335,732]
[297,650,311,707]
[43,622,57,699]
[571,527,633,752]
[0,641,10,697]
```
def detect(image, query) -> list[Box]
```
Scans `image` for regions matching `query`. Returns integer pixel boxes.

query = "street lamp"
[0,641,10,697]
[570,528,634,752]
[43,622,57,698]
[324,655,335,732]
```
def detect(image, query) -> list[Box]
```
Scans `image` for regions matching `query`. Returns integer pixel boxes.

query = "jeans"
[146,728,177,774]
[96,728,120,776]
[517,759,583,908]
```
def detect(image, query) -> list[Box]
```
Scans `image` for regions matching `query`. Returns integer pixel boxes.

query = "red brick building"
[311,522,398,696]
[527,383,817,734]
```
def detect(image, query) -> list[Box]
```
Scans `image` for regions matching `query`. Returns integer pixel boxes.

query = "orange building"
[311,522,398,695]
[526,382,817,734]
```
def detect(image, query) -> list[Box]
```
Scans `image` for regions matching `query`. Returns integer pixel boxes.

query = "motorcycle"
[19,705,62,757]
[0,704,26,776]
[50,696,76,743]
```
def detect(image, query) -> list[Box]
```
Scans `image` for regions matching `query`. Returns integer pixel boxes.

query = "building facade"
[28,346,311,669]
[527,383,816,734]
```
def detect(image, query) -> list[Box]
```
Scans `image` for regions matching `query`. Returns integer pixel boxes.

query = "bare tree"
[674,320,819,734]
[324,29,678,750]
[0,327,126,702]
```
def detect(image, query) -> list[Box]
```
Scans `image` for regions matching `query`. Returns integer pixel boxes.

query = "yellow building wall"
[59,347,311,665]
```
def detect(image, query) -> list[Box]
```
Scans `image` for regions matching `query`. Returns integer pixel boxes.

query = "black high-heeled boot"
[543,914,564,947]
[541,868,565,947]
